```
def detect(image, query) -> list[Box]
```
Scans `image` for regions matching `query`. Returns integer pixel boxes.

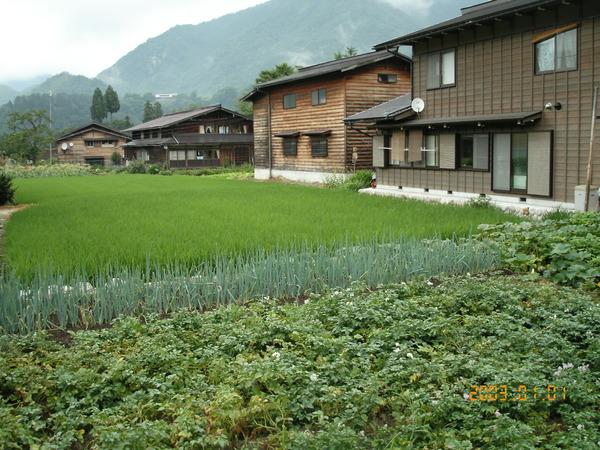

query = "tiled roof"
[374,0,564,48]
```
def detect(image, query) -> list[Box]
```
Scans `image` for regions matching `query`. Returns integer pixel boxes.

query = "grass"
[6,175,519,278]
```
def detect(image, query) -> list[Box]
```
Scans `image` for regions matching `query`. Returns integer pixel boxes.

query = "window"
[283,137,298,156]
[535,27,577,73]
[422,134,438,167]
[311,137,328,157]
[458,134,489,169]
[492,133,528,191]
[101,140,116,147]
[283,94,296,109]
[427,49,455,89]
[311,88,327,106]
[378,74,397,84]
[84,140,95,147]
[218,125,230,134]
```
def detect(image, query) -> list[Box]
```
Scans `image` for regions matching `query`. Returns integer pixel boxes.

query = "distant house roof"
[344,93,413,123]
[55,122,129,141]
[123,105,251,133]
[374,0,564,49]
[242,50,411,101]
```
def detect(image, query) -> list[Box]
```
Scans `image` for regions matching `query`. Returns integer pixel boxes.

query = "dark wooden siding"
[380,0,600,203]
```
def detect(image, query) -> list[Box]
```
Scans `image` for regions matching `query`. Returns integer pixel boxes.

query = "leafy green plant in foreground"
[0,276,598,448]
[477,211,600,289]
[0,173,16,206]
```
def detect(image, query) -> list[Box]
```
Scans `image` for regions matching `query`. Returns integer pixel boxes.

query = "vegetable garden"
[0,169,598,448]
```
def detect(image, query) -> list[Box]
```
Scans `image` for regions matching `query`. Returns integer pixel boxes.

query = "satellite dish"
[69,142,74,147]
[61,143,68,151]
[411,98,425,113]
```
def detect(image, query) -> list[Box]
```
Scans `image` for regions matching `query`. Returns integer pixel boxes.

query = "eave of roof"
[242,50,411,101]
[344,93,413,123]
[123,105,251,132]
[56,122,130,141]
[374,0,564,49]
[379,110,542,128]
[122,133,254,148]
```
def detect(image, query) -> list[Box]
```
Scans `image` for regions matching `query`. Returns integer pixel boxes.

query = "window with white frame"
[422,134,438,167]
[426,49,455,89]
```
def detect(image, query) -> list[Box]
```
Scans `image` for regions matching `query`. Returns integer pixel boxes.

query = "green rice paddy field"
[6,175,517,278]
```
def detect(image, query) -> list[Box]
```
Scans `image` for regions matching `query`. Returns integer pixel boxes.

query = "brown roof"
[123,105,251,133]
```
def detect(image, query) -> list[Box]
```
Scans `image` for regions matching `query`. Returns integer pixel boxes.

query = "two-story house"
[356,0,599,211]
[122,105,253,169]
[55,122,130,166]
[243,50,412,183]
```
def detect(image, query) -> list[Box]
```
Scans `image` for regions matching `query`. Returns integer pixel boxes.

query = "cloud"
[377,0,434,16]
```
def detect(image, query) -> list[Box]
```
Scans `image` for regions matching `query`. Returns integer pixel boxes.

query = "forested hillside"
[0,0,461,134]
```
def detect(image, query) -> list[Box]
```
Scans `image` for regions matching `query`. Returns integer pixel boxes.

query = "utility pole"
[584,86,598,211]
[49,91,53,163]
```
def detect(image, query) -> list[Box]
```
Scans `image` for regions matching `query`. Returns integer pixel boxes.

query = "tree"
[153,102,163,119]
[143,101,164,122]
[334,46,358,60]
[255,63,298,84]
[143,101,155,122]
[104,86,120,120]
[0,110,53,163]
[90,88,107,122]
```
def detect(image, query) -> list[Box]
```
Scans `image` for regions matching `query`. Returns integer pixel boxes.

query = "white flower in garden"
[272,352,281,360]
[427,281,434,286]
[304,299,310,304]
[577,424,585,431]
[309,373,318,382]
[431,400,439,405]
[468,360,476,365]
[407,352,414,359]
[578,364,589,373]
[463,393,470,400]
[345,301,353,306]
[394,348,401,353]
[495,410,502,418]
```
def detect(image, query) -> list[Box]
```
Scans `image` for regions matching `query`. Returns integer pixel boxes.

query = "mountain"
[97,0,440,96]
[0,85,18,107]
[22,72,108,96]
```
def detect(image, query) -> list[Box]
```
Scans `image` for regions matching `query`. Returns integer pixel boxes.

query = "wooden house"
[243,50,411,183]
[54,122,130,166]
[352,0,600,211]
[122,105,253,169]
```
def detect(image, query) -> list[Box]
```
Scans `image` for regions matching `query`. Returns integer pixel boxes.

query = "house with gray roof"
[243,50,411,183]
[122,105,253,169]
[355,0,600,212]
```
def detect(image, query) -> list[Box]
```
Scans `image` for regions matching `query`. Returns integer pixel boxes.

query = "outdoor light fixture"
[545,102,562,110]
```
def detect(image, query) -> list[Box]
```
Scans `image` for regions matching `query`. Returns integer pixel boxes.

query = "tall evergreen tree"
[104,86,120,120]
[153,102,163,119]
[143,101,155,122]
[90,88,107,122]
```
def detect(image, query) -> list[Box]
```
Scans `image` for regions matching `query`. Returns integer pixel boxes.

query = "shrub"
[339,170,374,191]
[110,152,122,166]
[125,160,147,174]
[147,164,160,175]
[466,194,493,209]
[0,173,16,206]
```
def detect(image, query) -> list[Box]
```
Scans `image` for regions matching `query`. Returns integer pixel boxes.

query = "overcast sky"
[0,0,270,85]
[1,0,434,87]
